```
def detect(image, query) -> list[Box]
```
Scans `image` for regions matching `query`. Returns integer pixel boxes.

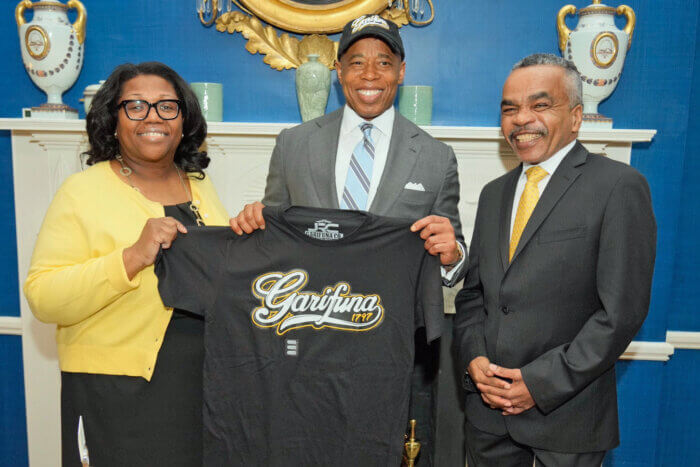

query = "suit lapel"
[369,113,420,215]
[507,142,588,267]
[499,168,520,272]
[308,109,343,208]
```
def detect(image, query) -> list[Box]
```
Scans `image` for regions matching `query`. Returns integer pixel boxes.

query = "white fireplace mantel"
[0,118,664,466]
[1,117,657,139]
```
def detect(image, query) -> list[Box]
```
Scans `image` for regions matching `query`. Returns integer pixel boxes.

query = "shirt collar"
[340,104,395,138]
[522,139,577,177]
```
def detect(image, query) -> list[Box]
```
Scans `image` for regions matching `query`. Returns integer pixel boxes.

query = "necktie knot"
[360,123,373,140]
[526,165,548,183]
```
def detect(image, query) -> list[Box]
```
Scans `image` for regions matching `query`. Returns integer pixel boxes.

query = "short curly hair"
[83,62,209,178]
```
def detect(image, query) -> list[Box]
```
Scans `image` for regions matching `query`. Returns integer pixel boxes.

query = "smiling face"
[115,74,183,166]
[336,37,405,120]
[500,65,582,164]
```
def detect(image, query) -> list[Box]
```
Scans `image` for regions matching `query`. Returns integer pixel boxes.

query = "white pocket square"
[404,182,425,191]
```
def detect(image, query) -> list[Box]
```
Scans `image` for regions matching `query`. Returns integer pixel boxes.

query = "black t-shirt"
[155,205,444,466]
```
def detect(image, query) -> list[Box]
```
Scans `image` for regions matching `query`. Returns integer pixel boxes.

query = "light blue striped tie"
[341,123,375,210]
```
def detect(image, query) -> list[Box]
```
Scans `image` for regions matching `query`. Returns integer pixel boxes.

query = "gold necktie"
[509,166,548,261]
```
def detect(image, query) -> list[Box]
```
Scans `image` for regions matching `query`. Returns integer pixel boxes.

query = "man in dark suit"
[453,53,656,466]
[231,15,466,465]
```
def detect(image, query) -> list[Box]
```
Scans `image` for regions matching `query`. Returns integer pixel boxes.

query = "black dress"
[61,203,204,467]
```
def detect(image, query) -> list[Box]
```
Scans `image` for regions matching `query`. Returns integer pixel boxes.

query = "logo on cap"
[351,15,389,33]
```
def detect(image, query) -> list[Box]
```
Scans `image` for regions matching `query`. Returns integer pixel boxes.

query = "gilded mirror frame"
[204,0,429,71]
[239,0,389,34]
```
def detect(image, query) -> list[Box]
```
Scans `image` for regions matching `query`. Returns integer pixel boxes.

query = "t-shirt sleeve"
[415,252,444,342]
[154,226,230,316]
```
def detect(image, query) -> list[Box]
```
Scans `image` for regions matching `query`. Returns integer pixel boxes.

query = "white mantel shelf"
[0,118,657,143]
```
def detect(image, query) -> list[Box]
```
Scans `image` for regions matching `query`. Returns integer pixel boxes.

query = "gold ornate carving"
[217,12,301,70]
[216,12,339,70]
[380,6,410,27]
[298,35,338,69]
[206,1,431,71]
[239,0,388,34]
[557,5,576,54]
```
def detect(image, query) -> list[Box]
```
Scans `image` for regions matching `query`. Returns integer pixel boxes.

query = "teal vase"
[295,54,331,122]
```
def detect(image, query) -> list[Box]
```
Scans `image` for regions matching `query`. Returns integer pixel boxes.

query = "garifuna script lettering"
[251,270,384,335]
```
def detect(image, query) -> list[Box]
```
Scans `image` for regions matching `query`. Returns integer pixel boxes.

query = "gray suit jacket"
[263,108,466,285]
[453,142,656,452]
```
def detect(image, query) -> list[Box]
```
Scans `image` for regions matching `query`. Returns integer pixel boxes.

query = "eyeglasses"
[117,99,182,121]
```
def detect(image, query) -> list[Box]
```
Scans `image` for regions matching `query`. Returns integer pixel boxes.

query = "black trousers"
[464,419,606,467]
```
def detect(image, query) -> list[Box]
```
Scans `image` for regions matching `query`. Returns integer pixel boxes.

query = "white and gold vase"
[16,0,87,119]
[557,0,635,128]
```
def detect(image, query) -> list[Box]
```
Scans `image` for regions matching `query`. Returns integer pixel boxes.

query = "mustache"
[509,126,548,142]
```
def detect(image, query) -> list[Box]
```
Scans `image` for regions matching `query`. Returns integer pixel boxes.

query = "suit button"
[501,306,509,315]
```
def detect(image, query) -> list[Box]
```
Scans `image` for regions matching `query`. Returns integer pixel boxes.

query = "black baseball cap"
[337,15,405,61]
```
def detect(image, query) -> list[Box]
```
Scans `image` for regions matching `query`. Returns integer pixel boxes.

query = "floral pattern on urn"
[16,0,87,119]
[557,0,635,128]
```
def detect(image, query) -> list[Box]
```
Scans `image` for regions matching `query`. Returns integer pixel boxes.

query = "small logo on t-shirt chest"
[304,219,344,241]
[251,270,383,335]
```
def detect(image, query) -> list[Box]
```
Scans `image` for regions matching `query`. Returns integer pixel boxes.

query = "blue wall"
[670,2,700,333]
[1,1,698,464]
[0,336,27,465]
[653,8,700,467]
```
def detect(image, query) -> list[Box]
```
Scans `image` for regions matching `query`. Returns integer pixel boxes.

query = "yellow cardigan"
[24,161,229,380]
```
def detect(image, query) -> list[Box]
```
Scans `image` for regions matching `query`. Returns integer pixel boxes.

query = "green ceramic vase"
[295,54,331,122]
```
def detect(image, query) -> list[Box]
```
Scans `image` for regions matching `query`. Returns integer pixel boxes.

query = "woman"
[24,62,229,466]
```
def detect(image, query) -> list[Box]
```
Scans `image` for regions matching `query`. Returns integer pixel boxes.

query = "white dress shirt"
[509,139,577,237]
[335,105,394,208]
[335,105,465,280]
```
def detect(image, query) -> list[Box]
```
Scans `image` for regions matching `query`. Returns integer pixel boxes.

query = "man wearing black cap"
[232,14,465,294]
[231,14,466,465]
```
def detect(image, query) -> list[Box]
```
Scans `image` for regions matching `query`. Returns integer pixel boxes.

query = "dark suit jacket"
[262,107,466,285]
[453,142,656,452]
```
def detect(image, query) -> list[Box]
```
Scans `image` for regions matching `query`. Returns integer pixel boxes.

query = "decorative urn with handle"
[557,0,635,128]
[16,0,87,119]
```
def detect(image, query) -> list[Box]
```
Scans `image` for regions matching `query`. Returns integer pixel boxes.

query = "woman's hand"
[123,217,187,280]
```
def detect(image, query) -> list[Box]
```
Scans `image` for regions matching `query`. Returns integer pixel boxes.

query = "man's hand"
[410,215,460,266]
[230,202,266,235]
[489,364,535,415]
[468,356,513,411]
